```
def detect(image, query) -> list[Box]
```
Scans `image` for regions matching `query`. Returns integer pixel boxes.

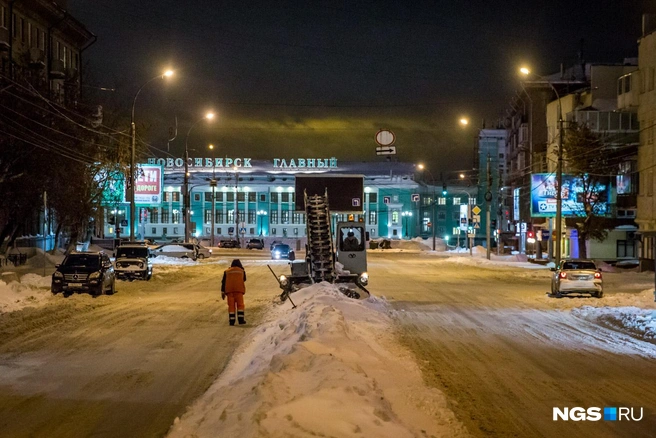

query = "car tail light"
[594,272,602,279]
[559,272,567,279]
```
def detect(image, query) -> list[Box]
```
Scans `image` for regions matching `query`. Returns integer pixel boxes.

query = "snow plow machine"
[270,188,370,300]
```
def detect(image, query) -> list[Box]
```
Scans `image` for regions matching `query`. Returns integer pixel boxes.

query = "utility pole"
[555,113,564,266]
[485,154,492,260]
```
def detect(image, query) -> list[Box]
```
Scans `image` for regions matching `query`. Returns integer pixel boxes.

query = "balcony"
[50,59,65,79]
[567,110,638,133]
[29,48,45,68]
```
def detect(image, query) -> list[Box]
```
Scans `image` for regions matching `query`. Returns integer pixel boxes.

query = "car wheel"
[93,286,103,297]
[107,280,115,295]
[51,288,60,295]
[198,254,205,260]
[554,285,562,298]
[595,290,603,298]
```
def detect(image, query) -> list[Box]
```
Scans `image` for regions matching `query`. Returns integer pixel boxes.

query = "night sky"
[68,0,652,174]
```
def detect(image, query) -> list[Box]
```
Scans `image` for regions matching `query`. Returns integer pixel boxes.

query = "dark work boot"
[229,312,236,326]
[237,310,246,325]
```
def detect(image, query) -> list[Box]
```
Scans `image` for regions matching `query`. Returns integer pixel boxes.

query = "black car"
[246,238,265,250]
[219,239,241,248]
[271,243,295,260]
[52,252,116,296]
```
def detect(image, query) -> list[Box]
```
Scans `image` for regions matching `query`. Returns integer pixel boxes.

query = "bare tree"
[562,122,615,259]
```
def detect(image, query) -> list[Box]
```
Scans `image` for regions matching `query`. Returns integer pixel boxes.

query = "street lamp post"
[257,210,267,235]
[402,211,412,239]
[209,144,217,247]
[129,69,174,242]
[521,67,564,266]
[183,112,215,243]
[417,164,437,251]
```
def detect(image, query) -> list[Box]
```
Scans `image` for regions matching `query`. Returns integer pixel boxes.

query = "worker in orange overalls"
[221,259,247,325]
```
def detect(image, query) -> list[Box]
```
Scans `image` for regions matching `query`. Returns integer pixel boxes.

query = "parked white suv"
[114,244,152,281]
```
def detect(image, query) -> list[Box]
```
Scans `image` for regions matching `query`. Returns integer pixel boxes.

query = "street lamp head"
[459,117,469,126]
[208,144,214,150]
[163,69,174,78]
[417,163,425,170]
[459,173,465,179]
[519,67,530,76]
[205,112,215,120]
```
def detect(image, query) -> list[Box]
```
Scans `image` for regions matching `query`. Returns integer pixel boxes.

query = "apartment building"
[0,0,95,105]
[636,14,656,268]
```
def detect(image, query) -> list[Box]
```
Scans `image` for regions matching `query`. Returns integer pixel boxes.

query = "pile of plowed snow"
[167,283,468,438]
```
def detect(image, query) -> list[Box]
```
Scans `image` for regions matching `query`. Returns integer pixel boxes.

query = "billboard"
[134,164,163,205]
[530,173,610,217]
[295,175,364,212]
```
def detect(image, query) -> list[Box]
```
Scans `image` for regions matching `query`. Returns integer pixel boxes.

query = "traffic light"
[491,219,497,229]
[527,230,535,241]
[108,215,115,225]
[442,183,447,196]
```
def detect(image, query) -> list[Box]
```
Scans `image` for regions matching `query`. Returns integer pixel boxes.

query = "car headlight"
[89,271,101,279]
[53,271,63,279]
[279,275,289,287]
[358,272,369,286]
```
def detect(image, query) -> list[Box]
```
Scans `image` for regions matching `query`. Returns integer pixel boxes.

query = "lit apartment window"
[453,197,461,205]
[438,197,446,205]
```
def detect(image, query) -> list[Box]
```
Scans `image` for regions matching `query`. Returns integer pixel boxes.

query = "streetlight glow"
[205,112,215,120]
[163,69,174,77]
[417,163,425,170]
[520,67,530,76]
[459,117,469,126]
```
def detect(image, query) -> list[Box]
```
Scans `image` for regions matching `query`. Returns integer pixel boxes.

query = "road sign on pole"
[376,146,397,156]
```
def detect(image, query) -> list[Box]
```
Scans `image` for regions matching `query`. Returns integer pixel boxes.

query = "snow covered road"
[1,251,656,437]
[377,253,656,437]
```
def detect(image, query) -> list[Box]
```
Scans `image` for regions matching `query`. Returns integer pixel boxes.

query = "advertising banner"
[530,173,610,217]
[134,164,163,205]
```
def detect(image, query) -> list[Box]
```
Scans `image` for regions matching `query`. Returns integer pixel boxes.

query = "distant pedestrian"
[221,259,247,325]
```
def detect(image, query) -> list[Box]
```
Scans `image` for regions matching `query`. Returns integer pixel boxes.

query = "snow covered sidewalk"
[167,283,469,438]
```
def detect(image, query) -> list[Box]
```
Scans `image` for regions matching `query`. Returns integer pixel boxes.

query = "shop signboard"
[134,164,163,206]
[530,173,610,217]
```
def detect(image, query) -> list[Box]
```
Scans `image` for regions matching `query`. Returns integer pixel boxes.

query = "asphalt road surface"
[1,250,655,437]
[372,252,656,438]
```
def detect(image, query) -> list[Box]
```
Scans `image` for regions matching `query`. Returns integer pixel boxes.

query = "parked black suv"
[246,238,264,250]
[114,244,152,281]
[52,252,116,296]
[219,239,241,248]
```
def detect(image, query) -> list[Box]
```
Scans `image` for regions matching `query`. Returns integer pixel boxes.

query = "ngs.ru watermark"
[553,407,643,421]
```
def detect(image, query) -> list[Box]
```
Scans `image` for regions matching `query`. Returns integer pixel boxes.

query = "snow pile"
[572,306,656,342]
[0,273,52,314]
[167,283,467,438]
